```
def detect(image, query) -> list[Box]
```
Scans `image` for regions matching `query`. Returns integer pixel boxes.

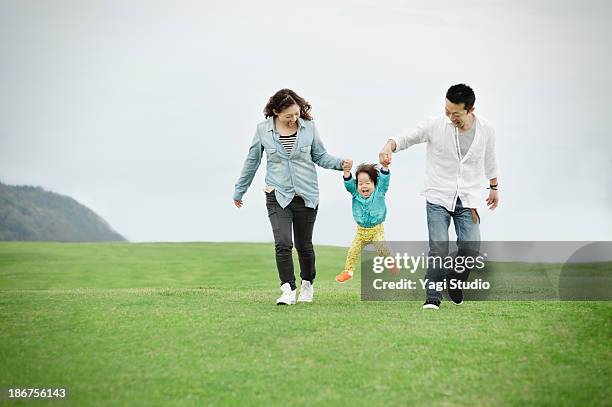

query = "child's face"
[357,172,375,198]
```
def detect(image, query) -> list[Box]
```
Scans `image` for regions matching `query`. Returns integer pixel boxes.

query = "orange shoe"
[389,260,400,275]
[335,271,353,283]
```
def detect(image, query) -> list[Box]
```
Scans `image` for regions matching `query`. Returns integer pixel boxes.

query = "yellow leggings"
[344,223,392,273]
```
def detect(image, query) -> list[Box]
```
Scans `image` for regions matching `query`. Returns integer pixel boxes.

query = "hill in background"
[0,181,125,242]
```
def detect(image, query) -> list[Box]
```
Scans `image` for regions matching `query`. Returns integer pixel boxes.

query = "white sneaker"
[297,280,314,303]
[276,283,296,305]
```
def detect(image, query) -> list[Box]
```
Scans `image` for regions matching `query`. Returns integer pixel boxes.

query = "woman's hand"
[342,159,353,177]
[234,199,243,208]
[342,158,353,172]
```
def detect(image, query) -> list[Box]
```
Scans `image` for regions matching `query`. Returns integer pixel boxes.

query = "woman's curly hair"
[264,89,313,120]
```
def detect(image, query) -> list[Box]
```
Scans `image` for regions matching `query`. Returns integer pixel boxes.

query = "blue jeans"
[425,198,480,301]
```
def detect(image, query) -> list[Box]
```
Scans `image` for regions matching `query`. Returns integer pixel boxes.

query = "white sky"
[1,0,611,245]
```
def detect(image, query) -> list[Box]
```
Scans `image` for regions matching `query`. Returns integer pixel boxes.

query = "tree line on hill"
[0,181,126,242]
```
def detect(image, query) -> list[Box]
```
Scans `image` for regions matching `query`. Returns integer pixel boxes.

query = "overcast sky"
[1,0,611,246]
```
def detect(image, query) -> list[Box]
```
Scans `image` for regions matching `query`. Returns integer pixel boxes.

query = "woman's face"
[274,104,300,128]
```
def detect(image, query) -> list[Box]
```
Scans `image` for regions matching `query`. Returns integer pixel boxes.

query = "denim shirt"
[344,169,390,228]
[234,117,343,209]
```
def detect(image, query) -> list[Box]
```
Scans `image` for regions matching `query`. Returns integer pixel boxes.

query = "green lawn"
[0,242,610,406]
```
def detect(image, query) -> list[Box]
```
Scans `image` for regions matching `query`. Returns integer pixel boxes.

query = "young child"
[336,160,396,282]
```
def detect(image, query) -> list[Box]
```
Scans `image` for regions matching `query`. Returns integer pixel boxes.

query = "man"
[379,84,499,309]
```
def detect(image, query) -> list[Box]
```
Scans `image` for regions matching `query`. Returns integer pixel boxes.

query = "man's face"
[445,99,474,129]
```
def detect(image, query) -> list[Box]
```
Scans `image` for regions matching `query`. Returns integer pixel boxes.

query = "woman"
[233,89,349,305]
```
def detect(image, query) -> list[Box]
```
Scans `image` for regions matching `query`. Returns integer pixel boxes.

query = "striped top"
[279,131,297,155]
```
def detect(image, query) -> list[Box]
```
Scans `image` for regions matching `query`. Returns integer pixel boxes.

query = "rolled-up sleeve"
[233,131,263,201]
[389,118,433,152]
[311,125,343,170]
[484,128,498,180]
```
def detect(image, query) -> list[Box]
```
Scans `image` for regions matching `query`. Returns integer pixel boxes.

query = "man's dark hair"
[446,84,476,110]
[355,163,379,186]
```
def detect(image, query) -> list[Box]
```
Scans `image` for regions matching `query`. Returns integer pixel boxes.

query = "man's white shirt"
[389,114,498,211]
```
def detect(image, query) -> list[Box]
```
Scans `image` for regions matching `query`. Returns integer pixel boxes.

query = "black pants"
[265,192,318,290]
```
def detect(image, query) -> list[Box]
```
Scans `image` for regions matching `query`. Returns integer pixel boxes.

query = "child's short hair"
[355,163,379,186]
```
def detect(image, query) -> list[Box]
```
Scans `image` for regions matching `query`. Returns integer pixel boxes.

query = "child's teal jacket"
[344,169,390,228]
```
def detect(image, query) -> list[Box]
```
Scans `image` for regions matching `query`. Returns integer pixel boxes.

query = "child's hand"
[342,158,353,175]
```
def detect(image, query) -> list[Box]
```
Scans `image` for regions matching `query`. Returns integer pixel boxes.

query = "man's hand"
[342,158,353,176]
[379,140,396,167]
[486,190,499,210]
[233,199,243,208]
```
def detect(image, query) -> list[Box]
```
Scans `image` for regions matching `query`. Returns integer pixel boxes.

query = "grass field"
[0,242,610,406]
